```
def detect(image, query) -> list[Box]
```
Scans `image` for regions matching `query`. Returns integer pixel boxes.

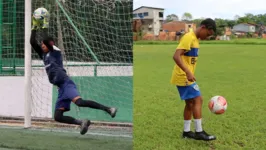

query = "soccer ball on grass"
[208,96,227,114]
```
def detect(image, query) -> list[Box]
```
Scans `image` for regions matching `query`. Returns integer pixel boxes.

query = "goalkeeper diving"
[30,14,117,135]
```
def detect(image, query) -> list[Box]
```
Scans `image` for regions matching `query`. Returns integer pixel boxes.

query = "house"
[232,23,256,34]
[162,21,196,33]
[218,27,232,40]
[133,6,164,35]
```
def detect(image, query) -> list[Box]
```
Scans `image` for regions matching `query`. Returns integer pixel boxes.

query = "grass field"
[0,126,132,150]
[134,38,266,45]
[133,44,266,150]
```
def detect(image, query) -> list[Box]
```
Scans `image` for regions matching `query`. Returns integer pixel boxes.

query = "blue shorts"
[55,79,80,111]
[176,83,201,100]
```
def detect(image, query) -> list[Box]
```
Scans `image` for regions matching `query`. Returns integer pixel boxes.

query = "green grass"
[133,44,266,150]
[134,38,266,45]
[0,127,132,150]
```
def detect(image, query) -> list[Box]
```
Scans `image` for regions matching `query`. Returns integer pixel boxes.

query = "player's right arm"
[173,34,196,82]
[30,17,43,59]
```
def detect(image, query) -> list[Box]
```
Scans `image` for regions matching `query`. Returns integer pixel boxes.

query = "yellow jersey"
[170,31,199,86]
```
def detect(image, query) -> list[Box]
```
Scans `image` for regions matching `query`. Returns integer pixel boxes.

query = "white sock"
[194,119,203,132]
[184,120,191,132]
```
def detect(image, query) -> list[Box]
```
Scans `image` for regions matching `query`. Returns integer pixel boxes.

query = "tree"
[166,14,179,22]
[226,20,236,28]
[236,13,266,25]
[182,12,193,21]
[192,18,204,26]
[258,24,265,38]
[237,13,255,24]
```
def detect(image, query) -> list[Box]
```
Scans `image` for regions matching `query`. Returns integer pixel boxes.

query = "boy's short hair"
[200,18,216,32]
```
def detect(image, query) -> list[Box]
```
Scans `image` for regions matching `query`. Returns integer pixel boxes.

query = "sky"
[133,0,266,20]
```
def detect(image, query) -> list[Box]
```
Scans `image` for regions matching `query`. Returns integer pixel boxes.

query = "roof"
[163,21,194,24]
[237,23,257,26]
[133,6,164,12]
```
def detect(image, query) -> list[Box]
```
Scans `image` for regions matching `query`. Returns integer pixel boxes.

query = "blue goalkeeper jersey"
[30,30,69,86]
[42,46,69,86]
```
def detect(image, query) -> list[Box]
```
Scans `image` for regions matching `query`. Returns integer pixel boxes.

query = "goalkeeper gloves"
[31,16,41,30]
[42,17,49,29]
[31,16,49,30]
[42,11,50,29]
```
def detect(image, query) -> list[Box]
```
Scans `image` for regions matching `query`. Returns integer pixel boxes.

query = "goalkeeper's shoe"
[108,107,118,118]
[80,119,91,135]
[182,131,196,139]
[31,17,41,30]
[195,130,216,141]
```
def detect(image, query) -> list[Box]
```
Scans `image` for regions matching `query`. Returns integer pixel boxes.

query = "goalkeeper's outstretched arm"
[30,16,49,59]
[30,29,43,59]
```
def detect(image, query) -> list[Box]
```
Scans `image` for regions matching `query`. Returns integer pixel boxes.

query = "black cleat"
[80,119,91,135]
[108,107,118,118]
[195,130,216,141]
[182,131,196,139]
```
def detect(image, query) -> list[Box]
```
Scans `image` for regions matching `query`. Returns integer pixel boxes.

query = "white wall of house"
[133,7,164,34]
[152,10,161,36]
[249,26,256,32]
[133,7,164,20]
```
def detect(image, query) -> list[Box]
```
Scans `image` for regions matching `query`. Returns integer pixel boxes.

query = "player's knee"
[54,110,64,122]
[74,98,85,107]
[185,100,194,109]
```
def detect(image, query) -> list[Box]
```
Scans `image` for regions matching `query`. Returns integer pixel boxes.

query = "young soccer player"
[171,18,216,141]
[30,16,117,135]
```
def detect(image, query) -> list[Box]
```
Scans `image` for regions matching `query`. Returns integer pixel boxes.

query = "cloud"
[133,0,266,19]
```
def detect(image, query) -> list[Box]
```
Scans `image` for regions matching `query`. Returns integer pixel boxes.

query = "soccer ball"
[33,7,49,20]
[208,96,227,114]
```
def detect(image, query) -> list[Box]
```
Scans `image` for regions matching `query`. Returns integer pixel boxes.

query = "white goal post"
[24,0,32,128]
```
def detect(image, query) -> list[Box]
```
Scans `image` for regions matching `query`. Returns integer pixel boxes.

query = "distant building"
[218,27,232,41]
[162,21,196,33]
[232,23,256,33]
[133,6,164,35]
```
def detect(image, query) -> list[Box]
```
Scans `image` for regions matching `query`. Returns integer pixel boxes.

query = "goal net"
[0,0,133,130]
